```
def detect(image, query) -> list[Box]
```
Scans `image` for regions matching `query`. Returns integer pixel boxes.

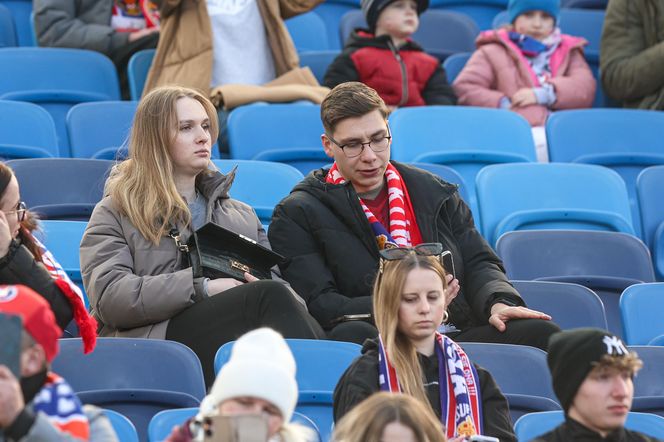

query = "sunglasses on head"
[378,243,444,261]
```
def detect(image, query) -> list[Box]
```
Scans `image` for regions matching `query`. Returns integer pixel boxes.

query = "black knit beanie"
[547,328,630,412]
[361,0,429,33]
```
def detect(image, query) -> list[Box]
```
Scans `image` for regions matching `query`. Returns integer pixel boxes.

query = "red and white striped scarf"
[326,162,422,248]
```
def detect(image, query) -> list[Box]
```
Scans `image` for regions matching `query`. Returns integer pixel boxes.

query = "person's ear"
[20,344,47,378]
[321,134,335,159]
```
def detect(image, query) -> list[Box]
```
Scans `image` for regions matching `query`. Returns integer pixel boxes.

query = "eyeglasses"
[378,243,444,273]
[4,201,27,222]
[326,127,392,158]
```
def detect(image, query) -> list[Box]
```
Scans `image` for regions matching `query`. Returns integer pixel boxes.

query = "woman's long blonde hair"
[105,86,219,244]
[333,392,446,442]
[372,254,448,412]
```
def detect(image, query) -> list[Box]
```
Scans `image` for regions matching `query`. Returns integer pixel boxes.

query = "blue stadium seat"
[515,411,664,441]
[430,0,508,30]
[67,101,137,159]
[497,230,654,336]
[0,0,33,45]
[621,283,664,345]
[512,280,608,330]
[286,11,330,52]
[6,158,113,220]
[476,163,635,247]
[148,408,321,442]
[314,0,360,50]
[212,160,304,227]
[390,106,536,230]
[127,48,155,101]
[0,48,121,154]
[339,9,479,61]
[53,338,206,441]
[0,3,16,47]
[0,100,58,159]
[636,166,664,280]
[103,409,139,442]
[649,335,664,346]
[299,50,340,84]
[410,162,470,205]
[215,339,361,442]
[547,109,664,239]
[562,0,608,8]
[227,103,329,175]
[442,52,471,83]
[629,346,664,418]
[459,342,561,422]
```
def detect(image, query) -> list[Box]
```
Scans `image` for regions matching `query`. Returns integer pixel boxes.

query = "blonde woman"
[333,392,447,442]
[80,86,324,386]
[333,244,516,441]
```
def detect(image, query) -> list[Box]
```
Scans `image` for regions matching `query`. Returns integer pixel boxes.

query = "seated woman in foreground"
[333,244,517,441]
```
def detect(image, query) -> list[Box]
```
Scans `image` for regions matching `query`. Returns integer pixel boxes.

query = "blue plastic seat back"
[459,342,558,401]
[0,100,58,159]
[103,409,139,442]
[410,162,471,207]
[620,283,664,345]
[127,48,156,101]
[515,411,664,441]
[429,0,508,30]
[442,52,471,83]
[314,0,360,50]
[148,407,198,442]
[497,230,654,336]
[0,0,33,45]
[339,9,479,61]
[6,158,113,220]
[286,11,330,52]
[637,166,664,280]
[562,0,608,8]
[0,4,16,47]
[0,47,121,153]
[227,103,329,174]
[299,50,340,84]
[338,9,365,46]
[477,163,635,246]
[212,160,304,226]
[628,346,664,401]
[558,8,604,56]
[547,109,664,238]
[67,101,137,159]
[512,280,608,330]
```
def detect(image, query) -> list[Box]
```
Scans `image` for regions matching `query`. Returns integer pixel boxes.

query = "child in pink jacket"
[453,0,596,162]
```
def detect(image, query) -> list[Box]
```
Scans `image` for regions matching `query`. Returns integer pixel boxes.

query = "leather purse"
[185,222,285,281]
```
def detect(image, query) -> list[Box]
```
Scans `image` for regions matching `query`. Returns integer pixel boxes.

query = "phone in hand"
[0,313,22,377]
[441,250,455,280]
[203,414,268,442]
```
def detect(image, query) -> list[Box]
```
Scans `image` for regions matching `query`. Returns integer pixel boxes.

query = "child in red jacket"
[454,0,595,162]
[324,0,456,109]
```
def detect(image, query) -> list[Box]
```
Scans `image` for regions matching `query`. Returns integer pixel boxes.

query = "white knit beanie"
[205,328,298,423]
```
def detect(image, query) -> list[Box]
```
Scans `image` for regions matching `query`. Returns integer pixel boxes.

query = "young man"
[535,328,658,441]
[0,285,116,441]
[269,81,559,347]
[324,0,456,108]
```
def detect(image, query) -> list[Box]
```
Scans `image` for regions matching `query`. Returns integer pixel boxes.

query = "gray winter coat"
[80,169,287,339]
[33,0,130,56]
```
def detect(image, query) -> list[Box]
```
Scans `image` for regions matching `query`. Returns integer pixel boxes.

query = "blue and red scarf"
[33,372,90,441]
[326,162,422,249]
[378,333,484,438]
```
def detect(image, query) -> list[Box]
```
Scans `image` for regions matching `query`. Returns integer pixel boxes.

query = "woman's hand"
[444,274,460,309]
[488,302,552,332]
[511,88,537,108]
[0,212,12,258]
[207,278,244,296]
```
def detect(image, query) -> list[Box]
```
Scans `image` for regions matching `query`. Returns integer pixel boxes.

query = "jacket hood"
[476,28,588,51]
[345,30,425,52]
[196,167,236,217]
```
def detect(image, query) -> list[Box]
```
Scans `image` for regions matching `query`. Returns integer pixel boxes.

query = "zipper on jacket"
[388,40,409,107]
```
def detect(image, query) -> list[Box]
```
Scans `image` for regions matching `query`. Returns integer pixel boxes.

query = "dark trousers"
[166,280,325,387]
[450,318,561,350]
[109,33,159,100]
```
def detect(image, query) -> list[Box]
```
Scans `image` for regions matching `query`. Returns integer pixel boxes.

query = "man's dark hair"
[321,82,390,134]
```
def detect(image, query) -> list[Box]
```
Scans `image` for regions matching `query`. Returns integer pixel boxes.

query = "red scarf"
[326,163,422,249]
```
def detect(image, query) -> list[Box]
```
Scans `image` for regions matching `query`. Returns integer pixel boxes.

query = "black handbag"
[183,222,285,281]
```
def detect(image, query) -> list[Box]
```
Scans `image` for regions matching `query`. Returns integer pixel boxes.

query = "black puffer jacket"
[0,239,73,329]
[269,162,521,331]
[533,418,662,441]
[333,338,517,441]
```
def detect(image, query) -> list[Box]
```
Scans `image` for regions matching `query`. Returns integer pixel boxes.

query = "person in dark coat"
[324,0,456,108]
[333,251,516,441]
[269,81,559,348]
[533,328,660,442]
